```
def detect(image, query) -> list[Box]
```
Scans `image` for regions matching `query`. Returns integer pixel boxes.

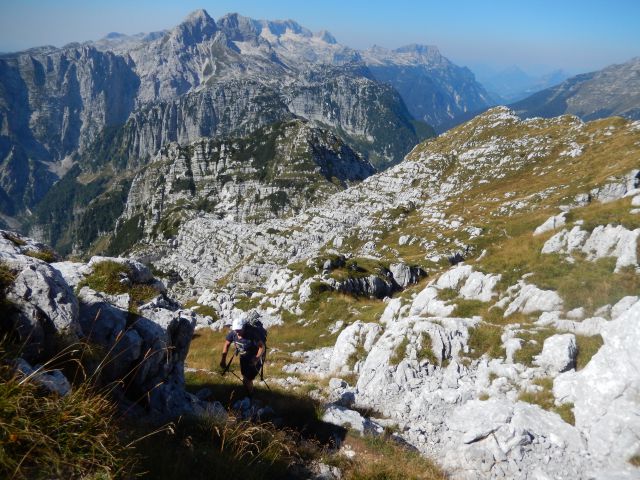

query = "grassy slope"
[225,112,640,403]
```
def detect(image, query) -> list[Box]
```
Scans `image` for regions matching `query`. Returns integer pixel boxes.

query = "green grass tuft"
[389,337,409,366]
[575,334,604,370]
[0,351,132,479]
[513,328,556,367]
[518,377,575,425]
[417,333,438,365]
[24,249,57,263]
[467,323,504,359]
[79,261,159,313]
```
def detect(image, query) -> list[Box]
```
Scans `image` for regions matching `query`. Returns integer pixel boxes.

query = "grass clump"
[575,334,604,370]
[453,299,487,318]
[467,323,504,360]
[0,353,131,479]
[533,257,640,313]
[339,433,447,480]
[513,328,556,366]
[131,415,306,480]
[234,294,262,312]
[389,337,409,366]
[24,249,57,263]
[79,260,159,312]
[518,377,575,425]
[0,262,16,323]
[417,333,438,365]
[2,232,26,246]
[183,301,219,320]
[629,454,640,467]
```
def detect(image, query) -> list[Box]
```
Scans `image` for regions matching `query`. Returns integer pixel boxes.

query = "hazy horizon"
[1,0,638,76]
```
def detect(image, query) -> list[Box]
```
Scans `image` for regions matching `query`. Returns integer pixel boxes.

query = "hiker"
[220,316,265,395]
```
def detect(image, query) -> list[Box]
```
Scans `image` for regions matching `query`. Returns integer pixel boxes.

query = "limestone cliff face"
[0,46,139,212]
[113,119,374,248]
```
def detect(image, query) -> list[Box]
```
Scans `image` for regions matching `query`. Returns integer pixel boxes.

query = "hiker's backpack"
[243,311,267,356]
[243,311,268,380]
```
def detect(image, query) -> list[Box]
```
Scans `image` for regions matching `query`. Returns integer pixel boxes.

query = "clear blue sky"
[0,0,638,74]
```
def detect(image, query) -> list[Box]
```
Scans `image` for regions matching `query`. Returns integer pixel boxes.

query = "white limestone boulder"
[504,283,564,316]
[410,286,455,317]
[533,334,577,374]
[442,399,587,479]
[534,212,566,235]
[611,296,639,319]
[322,405,383,435]
[50,261,90,288]
[581,225,640,271]
[3,254,80,357]
[380,297,404,324]
[14,358,72,396]
[553,300,640,468]
[459,271,501,302]
[435,264,474,290]
[329,321,381,374]
[264,268,302,295]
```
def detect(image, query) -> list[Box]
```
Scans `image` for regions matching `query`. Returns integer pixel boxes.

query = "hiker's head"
[231,317,246,334]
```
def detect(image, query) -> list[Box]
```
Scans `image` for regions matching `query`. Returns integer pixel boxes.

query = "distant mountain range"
[510,57,640,121]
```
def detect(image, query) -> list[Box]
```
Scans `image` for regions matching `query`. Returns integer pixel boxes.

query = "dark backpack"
[243,311,267,355]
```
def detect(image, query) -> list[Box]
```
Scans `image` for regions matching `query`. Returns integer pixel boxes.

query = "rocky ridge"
[0,229,221,420]
[511,56,640,122]
[163,108,640,478]
[114,119,374,244]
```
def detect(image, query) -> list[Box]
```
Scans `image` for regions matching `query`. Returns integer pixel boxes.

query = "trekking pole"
[258,350,271,391]
[260,377,272,392]
[221,349,238,377]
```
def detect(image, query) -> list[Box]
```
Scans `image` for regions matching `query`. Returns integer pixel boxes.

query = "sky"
[0,0,638,76]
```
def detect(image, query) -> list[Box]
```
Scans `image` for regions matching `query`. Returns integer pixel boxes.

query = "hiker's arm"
[220,340,232,368]
[255,340,265,360]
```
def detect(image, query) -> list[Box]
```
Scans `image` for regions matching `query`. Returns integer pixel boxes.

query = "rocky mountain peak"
[316,30,337,44]
[169,8,217,45]
[217,12,260,42]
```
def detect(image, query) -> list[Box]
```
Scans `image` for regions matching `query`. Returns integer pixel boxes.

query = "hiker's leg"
[243,377,254,395]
